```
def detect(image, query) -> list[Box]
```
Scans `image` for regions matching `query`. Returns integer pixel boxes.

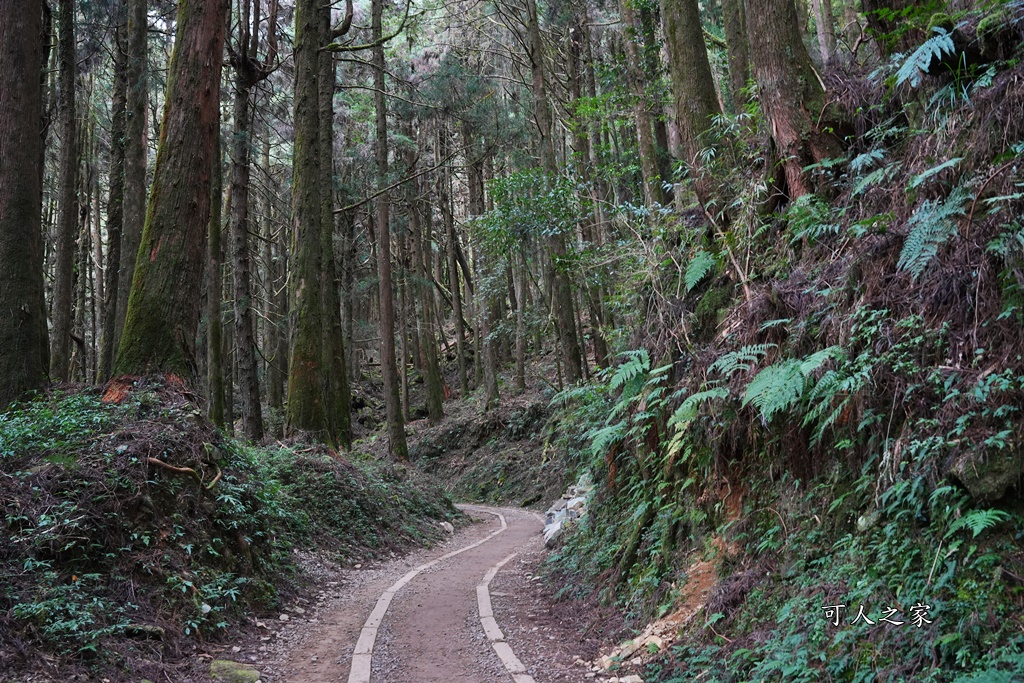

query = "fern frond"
[897,29,956,88]
[945,509,1011,539]
[743,360,804,422]
[853,161,903,196]
[708,344,776,377]
[685,250,717,292]
[669,386,730,431]
[898,185,972,279]
[609,349,651,391]
[908,157,962,189]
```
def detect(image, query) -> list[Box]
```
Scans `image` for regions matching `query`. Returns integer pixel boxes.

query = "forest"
[2,0,1024,680]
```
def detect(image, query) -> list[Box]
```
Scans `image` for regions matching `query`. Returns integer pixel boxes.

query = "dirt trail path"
[258,505,590,683]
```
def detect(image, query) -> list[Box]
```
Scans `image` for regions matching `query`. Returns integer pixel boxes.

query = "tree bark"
[229,70,264,441]
[114,0,148,354]
[618,0,664,206]
[50,0,78,381]
[372,0,408,460]
[0,0,49,410]
[319,7,351,447]
[285,0,329,439]
[811,0,836,63]
[113,0,229,377]
[745,0,842,199]
[662,0,722,205]
[98,26,127,382]
[722,0,750,108]
[208,111,225,427]
[525,0,582,385]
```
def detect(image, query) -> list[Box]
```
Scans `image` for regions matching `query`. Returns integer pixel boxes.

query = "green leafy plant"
[898,185,972,279]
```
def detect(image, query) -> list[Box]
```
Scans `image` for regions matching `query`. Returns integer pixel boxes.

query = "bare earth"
[243,505,601,683]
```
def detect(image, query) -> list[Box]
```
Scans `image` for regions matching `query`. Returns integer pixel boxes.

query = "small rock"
[255,620,267,628]
[279,614,290,622]
[311,656,318,661]
[293,607,306,615]
[210,660,261,683]
[232,646,241,653]
[354,564,362,569]
[621,676,645,683]
[440,521,455,534]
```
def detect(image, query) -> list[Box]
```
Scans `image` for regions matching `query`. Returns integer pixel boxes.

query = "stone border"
[477,551,538,683]
[347,506,508,683]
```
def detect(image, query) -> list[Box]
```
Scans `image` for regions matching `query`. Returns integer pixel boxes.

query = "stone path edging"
[477,551,538,683]
[346,506,509,683]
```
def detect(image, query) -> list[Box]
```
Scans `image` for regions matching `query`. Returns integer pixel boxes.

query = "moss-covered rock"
[949,446,1023,502]
[210,660,261,683]
[926,12,955,35]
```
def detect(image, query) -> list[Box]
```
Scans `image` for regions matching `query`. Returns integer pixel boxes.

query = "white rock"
[279,614,290,622]
[232,646,241,653]
[293,607,306,615]
[621,676,645,683]
[440,521,455,534]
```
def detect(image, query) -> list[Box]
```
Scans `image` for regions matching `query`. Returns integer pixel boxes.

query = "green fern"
[742,347,844,423]
[685,250,717,292]
[898,185,972,279]
[708,344,776,377]
[908,157,962,189]
[853,161,903,196]
[897,28,956,88]
[609,350,651,392]
[945,508,1011,539]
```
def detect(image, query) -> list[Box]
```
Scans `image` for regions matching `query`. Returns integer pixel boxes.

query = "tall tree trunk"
[285,0,330,439]
[263,135,285,412]
[0,0,49,410]
[439,131,467,397]
[372,0,407,460]
[465,127,498,411]
[745,0,842,199]
[99,26,127,382]
[113,0,229,377]
[208,112,225,427]
[50,0,77,381]
[811,0,836,63]
[618,0,664,206]
[409,168,444,423]
[662,0,722,206]
[229,70,264,441]
[525,0,582,385]
[722,0,750,108]
[319,7,351,447]
[115,0,148,354]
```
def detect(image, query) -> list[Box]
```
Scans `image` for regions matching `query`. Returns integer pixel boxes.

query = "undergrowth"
[0,379,457,679]
[544,5,1024,681]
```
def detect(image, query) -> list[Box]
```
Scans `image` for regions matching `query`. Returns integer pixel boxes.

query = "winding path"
[271,505,545,683]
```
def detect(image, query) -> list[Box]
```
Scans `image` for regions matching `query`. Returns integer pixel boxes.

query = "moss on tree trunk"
[113,0,228,378]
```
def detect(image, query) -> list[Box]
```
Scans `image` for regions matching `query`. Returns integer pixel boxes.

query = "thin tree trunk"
[208,112,225,427]
[99,30,126,383]
[811,0,836,63]
[372,0,407,460]
[618,0,664,206]
[525,0,582,385]
[50,0,77,381]
[113,0,229,377]
[115,0,148,354]
[229,69,264,441]
[409,166,444,423]
[722,0,750,108]
[440,132,468,397]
